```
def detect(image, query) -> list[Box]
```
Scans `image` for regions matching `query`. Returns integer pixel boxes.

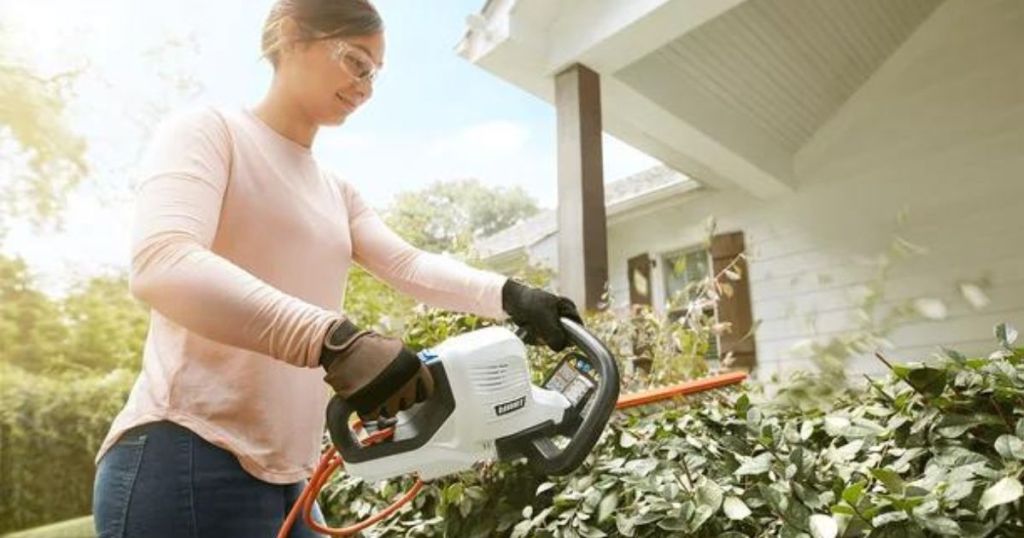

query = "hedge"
[317,323,1024,537]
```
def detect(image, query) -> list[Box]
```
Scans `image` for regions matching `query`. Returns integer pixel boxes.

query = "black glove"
[319,318,433,421]
[501,279,583,352]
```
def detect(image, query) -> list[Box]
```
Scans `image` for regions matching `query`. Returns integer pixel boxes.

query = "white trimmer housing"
[339,326,572,483]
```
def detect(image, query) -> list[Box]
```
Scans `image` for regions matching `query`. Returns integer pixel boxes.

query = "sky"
[0,0,658,295]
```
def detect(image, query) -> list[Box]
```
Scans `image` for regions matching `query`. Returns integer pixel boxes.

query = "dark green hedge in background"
[0,366,134,533]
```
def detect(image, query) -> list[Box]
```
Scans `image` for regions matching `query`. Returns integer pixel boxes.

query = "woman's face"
[280,30,385,126]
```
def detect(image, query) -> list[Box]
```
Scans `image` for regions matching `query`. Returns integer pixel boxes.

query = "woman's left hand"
[501,279,584,352]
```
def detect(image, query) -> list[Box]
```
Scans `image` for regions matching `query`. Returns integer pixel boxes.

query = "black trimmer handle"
[522,317,620,476]
[327,359,456,465]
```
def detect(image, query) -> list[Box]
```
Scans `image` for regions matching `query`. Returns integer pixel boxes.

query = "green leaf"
[905,367,948,398]
[824,416,851,436]
[735,393,750,416]
[634,511,662,525]
[800,420,814,441]
[691,504,715,531]
[842,481,866,506]
[619,430,638,448]
[577,525,607,538]
[912,499,939,517]
[656,517,688,531]
[935,414,991,438]
[995,323,1019,348]
[994,435,1024,460]
[735,452,773,476]
[760,483,789,513]
[979,477,1023,510]
[920,516,960,536]
[932,446,987,468]
[536,482,556,496]
[747,407,763,430]
[553,492,581,508]
[944,479,974,502]
[510,519,533,538]
[871,468,905,493]
[615,513,636,537]
[844,418,887,438]
[891,363,911,379]
[794,483,826,509]
[465,485,486,501]
[723,496,751,520]
[583,486,603,512]
[445,483,465,504]
[696,479,724,512]
[830,440,864,463]
[597,491,619,523]
[872,510,908,527]
[623,458,658,477]
[809,514,838,538]
[831,504,856,516]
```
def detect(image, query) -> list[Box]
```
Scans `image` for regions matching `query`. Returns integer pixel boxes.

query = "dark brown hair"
[261,0,383,69]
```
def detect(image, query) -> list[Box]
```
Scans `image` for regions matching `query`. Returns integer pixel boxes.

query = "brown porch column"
[555,63,608,311]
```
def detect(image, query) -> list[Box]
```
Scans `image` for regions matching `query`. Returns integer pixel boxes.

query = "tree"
[0,254,149,375]
[383,178,540,256]
[61,274,149,373]
[343,178,542,330]
[0,255,67,374]
[0,30,88,233]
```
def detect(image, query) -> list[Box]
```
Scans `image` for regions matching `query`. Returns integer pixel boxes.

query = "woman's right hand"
[319,319,434,421]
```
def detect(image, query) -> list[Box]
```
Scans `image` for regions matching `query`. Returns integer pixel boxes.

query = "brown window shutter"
[710,232,756,370]
[627,254,653,307]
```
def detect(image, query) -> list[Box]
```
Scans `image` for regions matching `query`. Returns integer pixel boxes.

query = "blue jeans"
[92,420,326,537]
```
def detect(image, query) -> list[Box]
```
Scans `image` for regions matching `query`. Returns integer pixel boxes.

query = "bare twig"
[679,452,696,491]
[991,396,1014,432]
[862,374,896,405]
[873,352,896,372]
[874,352,931,402]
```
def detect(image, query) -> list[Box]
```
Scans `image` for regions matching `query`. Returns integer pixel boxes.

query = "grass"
[2,516,94,538]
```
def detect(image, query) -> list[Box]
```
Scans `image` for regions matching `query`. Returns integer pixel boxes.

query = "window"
[662,247,720,363]
[664,248,710,306]
[627,232,756,371]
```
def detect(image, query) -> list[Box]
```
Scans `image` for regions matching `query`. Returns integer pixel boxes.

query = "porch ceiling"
[617,0,944,155]
[458,0,944,198]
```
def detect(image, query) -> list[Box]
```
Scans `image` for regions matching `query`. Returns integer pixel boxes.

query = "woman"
[91,1,582,536]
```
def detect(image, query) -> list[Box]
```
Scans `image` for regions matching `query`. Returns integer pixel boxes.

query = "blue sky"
[0,0,657,294]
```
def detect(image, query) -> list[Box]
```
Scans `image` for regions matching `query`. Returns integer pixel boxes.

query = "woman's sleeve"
[343,180,510,321]
[129,107,339,368]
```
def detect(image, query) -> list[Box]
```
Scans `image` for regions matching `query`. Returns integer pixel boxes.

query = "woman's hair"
[261,0,383,69]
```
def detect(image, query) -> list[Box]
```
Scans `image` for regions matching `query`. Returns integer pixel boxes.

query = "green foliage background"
[0,254,145,532]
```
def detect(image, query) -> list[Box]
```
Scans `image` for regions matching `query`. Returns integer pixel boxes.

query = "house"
[475,165,698,280]
[461,0,1024,378]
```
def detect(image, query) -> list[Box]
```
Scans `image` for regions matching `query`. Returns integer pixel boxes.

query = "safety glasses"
[330,40,380,84]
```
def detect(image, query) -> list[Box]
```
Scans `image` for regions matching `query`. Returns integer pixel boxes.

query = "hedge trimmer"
[277,318,746,537]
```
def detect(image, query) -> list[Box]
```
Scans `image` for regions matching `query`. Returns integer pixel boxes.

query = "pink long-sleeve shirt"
[95,105,509,483]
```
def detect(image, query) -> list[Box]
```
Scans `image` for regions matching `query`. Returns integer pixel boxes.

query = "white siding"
[599,0,1024,378]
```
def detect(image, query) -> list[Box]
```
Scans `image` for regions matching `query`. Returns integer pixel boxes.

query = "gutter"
[479,178,704,262]
[455,0,515,62]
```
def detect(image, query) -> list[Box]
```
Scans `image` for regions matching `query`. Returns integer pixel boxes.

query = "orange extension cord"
[277,371,747,537]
